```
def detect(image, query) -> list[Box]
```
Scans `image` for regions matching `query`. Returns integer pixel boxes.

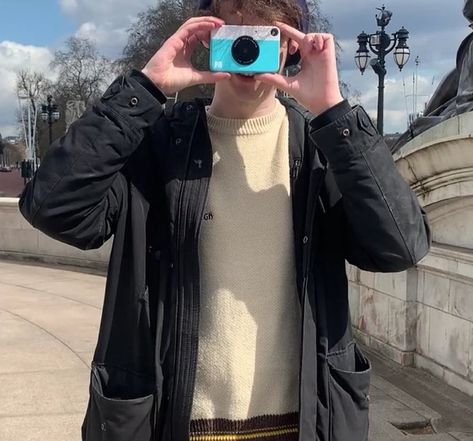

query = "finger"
[274,21,306,45]
[179,16,224,29]
[254,73,292,94]
[311,34,324,52]
[299,34,322,54]
[184,35,201,58]
[190,71,231,86]
[312,33,335,51]
[295,33,334,58]
[195,29,211,47]
[321,33,336,51]
[289,39,299,55]
[184,29,212,57]
[175,20,219,43]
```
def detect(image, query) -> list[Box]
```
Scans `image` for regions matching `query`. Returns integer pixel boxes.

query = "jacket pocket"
[82,363,156,441]
[327,342,371,441]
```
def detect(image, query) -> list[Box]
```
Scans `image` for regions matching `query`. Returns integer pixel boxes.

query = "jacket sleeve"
[18,70,167,250]
[309,104,432,273]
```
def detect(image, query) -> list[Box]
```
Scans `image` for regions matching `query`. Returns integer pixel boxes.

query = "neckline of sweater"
[205,101,286,136]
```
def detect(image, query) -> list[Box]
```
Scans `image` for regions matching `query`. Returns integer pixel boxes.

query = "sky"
[0,0,471,137]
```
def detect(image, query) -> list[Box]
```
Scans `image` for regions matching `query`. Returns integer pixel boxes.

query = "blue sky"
[0,0,75,48]
[0,0,471,137]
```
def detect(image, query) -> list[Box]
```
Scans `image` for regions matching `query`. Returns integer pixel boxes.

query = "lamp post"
[41,95,60,146]
[355,5,410,135]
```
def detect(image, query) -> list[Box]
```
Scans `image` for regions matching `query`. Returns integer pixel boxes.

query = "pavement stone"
[450,434,473,441]
[0,260,102,440]
[0,413,84,441]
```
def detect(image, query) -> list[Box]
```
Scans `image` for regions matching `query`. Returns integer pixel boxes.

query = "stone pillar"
[349,112,473,396]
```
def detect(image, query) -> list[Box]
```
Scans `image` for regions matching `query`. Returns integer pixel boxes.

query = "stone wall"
[349,112,473,396]
[348,245,473,397]
[0,198,111,270]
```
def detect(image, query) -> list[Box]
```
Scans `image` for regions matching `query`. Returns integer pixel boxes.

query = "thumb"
[254,73,291,94]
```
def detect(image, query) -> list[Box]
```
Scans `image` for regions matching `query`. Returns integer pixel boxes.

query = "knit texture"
[190,101,301,441]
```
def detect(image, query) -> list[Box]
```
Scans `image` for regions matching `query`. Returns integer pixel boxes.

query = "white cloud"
[0,41,54,137]
[340,68,440,133]
[75,22,128,54]
[58,0,156,56]
[59,0,79,16]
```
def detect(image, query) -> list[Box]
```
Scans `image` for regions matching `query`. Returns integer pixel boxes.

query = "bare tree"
[51,36,113,106]
[117,0,197,73]
[16,69,51,116]
[117,0,219,99]
[16,69,51,162]
[306,0,331,33]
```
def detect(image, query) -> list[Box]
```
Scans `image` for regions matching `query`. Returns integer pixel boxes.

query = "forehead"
[216,1,271,26]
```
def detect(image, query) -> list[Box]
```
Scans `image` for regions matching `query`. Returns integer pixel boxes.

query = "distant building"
[4,136,20,145]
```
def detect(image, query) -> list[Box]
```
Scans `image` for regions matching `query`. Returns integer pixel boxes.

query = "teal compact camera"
[209,25,280,74]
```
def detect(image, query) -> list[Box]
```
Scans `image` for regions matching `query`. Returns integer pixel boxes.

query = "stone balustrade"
[0,198,111,271]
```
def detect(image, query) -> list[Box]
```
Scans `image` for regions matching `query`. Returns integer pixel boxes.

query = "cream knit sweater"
[189,100,301,441]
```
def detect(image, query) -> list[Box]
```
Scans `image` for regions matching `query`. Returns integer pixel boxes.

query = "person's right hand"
[142,16,231,96]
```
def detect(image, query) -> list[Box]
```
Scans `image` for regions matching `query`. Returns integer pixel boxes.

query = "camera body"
[210,25,280,74]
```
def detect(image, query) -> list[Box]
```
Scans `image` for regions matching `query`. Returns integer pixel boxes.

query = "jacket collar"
[192,96,314,167]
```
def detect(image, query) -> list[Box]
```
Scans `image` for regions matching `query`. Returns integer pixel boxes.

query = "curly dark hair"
[206,0,303,30]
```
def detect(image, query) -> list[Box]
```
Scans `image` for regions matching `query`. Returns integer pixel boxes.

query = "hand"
[142,17,231,96]
[255,22,344,115]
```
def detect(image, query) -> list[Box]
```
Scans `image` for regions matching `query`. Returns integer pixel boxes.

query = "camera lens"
[271,28,279,37]
[231,36,260,65]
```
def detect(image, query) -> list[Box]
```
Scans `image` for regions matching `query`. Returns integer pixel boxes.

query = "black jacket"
[19,70,431,441]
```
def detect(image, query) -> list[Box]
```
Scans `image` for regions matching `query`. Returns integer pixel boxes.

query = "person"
[18,1,431,440]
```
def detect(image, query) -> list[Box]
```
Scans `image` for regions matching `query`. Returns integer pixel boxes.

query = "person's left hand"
[255,22,344,115]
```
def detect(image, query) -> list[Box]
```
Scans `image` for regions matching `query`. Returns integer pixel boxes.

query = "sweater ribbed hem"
[189,412,299,441]
[205,101,286,136]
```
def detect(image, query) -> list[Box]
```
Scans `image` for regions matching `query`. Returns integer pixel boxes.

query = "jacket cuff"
[100,71,167,131]
[130,69,168,104]
[309,105,381,166]
[310,99,352,130]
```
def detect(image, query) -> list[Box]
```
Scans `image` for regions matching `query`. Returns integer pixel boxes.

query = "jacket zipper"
[297,163,326,441]
[181,109,214,440]
[169,109,200,441]
[183,177,210,439]
[291,159,302,180]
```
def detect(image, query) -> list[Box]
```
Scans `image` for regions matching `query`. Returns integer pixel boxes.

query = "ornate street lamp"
[355,32,370,74]
[41,95,60,146]
[355,6,410,135]
[394,27,410,69]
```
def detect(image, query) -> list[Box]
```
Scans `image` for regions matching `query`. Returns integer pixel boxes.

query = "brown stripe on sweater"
[190,412,299,441]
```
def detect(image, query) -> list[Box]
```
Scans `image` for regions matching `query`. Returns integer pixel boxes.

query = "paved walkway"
[1,259,473,441]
